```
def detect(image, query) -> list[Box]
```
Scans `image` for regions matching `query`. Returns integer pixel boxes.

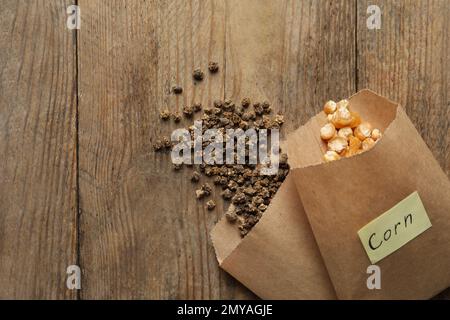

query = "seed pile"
[153,63,289,237]
[320,99,382,162]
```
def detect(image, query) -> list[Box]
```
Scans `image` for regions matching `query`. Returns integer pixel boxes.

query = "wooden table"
[0,0,448,299]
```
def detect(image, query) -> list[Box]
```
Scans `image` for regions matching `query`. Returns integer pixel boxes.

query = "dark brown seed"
[159,110,170,120]
[213,100,224,109]
[193,68,204,81]
[208,61,219,73]
[191,171,200,183]
[226,210,238,223]
[172,111,182,123]
[221,189,233,200]
[206,200,216,210]
[196,189,206,199]
[172,86,183,94]
[193,103,202,112]
[201,183,212,196]
[153,140,163,151]
[241,98,251,108]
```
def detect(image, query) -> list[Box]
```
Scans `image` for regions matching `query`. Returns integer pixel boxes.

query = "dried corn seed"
[206,200,216,210]
[336,99,349,110]
[208,61,219,73]
[337,127,353,140]
[349,111,362,128]
[193,68,204,81]
[362,137,376,151]
[320,123,336,140]
[348,135,362,151]
[328,137,348,154]
[159,110,170,120]
[324,150,341,162]
[354,122,373,141]
[323,100,337,114]
[331,107,353,128]
[371,128,382,140]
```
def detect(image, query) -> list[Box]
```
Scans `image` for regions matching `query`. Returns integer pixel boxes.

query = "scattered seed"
[183,105,194,118]
[193,103,202,112]
[208,61,219,73]
[191,171,200,183]
[172,86,183,94]
[159,110,170,121]
[206,200,216,211]
[172,111,182,123]
[193,68,204,81]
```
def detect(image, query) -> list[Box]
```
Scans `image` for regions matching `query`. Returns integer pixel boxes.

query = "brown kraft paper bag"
[287,89,450,299]
[211,173,336,299]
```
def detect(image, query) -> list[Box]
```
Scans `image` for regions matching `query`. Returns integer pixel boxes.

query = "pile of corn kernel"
[320,99,382,162]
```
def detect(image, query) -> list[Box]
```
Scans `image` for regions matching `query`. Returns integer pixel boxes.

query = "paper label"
[358,191,432,264]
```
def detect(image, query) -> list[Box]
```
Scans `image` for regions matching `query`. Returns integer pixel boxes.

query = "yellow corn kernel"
[320,123,336,140]
[354,122,372,141]
[328,137,348,154]
[362,137,376,151]
[324,150,340,162]
[337,127,353,140]
[331,107,353,128]
[336,99,349,110]
[324,100,337,114]
[349,111,362,128]
[371,128,382,141]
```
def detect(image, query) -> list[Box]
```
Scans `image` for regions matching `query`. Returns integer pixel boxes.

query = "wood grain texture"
[224,0,356,135]
[357,0,450,299]
[0,0,448,299]
[357,0,449,176]
[0,0,78,299]
[78,0,253,299]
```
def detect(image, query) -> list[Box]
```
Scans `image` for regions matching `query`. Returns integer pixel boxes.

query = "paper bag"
[211,173,336,299]
[287,89,450,299]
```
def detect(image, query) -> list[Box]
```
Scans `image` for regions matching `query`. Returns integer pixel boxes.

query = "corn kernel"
[336,99,349,110]
[371,128,382,141]
[354,122,372,141]
[324,150,340,162]
[328,137,348,154]
[331,107,353,128]
[362,137,376,151]
[320,123,336,140]
[323,100,337,114]
[337,127,353,140]
[349,111,362,128]
[327,114,333,122]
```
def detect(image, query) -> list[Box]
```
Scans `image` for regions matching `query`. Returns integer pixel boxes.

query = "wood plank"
[357,0,450,299]
[224,0,356,134]
[357,0,449,176]
[78,0,254,299]
[0,0,78,299]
